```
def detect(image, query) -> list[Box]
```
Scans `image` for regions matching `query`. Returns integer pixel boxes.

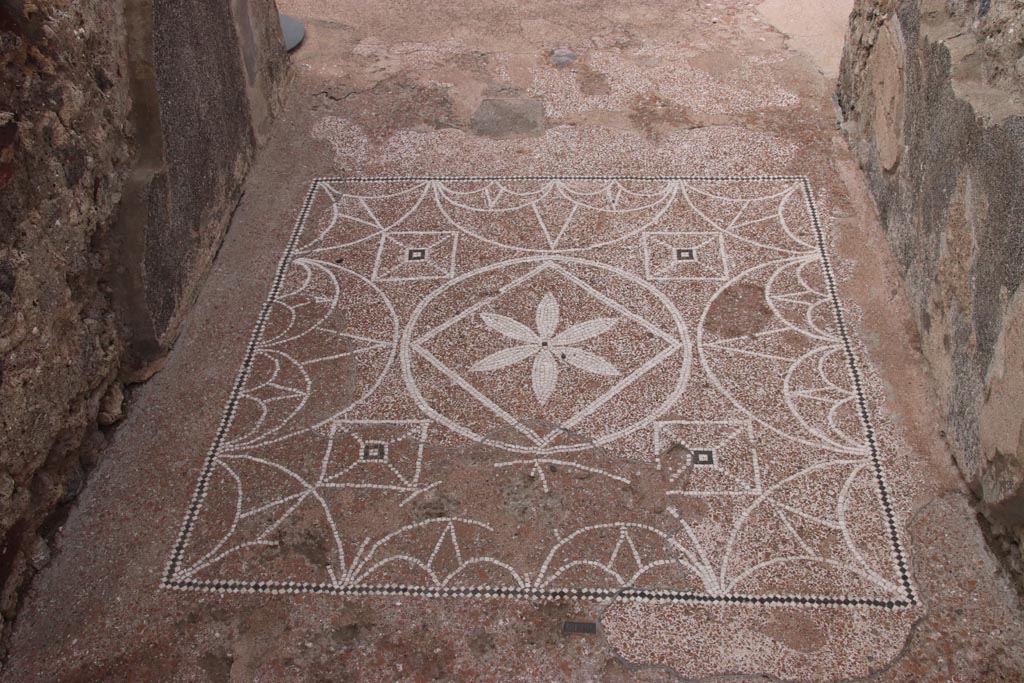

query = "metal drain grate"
[562,620,598,635]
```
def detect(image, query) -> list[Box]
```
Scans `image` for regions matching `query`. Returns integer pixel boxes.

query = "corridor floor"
[7,1,1024,681]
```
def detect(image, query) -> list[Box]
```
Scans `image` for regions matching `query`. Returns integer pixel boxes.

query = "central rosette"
[470,291,621,406]
[402,256,691,454]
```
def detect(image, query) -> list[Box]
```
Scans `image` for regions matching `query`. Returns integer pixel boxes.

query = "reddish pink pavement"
[6,2,1024,681]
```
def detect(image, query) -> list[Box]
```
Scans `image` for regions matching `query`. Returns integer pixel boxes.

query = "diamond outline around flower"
[404,257,691,454]
[469,292,621,405]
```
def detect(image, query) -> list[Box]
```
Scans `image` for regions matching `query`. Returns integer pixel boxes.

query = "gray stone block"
[471,98,546,138]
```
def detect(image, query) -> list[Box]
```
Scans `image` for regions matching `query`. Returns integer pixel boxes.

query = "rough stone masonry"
[0,0,287,654]
[839,0,1024,584]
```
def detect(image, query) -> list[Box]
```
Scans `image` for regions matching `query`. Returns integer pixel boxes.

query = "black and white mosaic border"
[162,176,918,609]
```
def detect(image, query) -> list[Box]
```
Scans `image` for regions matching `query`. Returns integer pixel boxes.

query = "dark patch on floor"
[575,62,612,96]
[409,489,462,520]
[322,74,457,140]
[703,282,774,338]
[629,92,695,140]
[198,650,233,683]
[471,97,545,138]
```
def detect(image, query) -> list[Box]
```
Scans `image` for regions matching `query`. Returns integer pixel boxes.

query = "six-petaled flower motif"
[469,292,621,405]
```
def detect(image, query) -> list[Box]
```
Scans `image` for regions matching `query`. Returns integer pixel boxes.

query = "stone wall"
[838,0,1024,582]
[0,0,286,652]
[115,0,289,376]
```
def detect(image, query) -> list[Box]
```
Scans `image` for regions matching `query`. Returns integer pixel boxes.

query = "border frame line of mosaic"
[162,175,918,609]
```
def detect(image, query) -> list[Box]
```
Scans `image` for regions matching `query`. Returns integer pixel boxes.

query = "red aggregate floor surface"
[6,2,1024,681]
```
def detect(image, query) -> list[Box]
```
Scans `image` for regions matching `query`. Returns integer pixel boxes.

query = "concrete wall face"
[0,0,286,650]
[839,0,1024,581]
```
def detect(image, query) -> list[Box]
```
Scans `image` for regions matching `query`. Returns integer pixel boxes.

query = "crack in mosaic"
[164,176,917,608]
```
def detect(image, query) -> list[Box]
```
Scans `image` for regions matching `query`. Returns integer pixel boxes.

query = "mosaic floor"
[164,176,915,609]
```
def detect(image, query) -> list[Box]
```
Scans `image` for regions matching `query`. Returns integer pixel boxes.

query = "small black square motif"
[675,248,695,262]
[407,248,427,261]
[691,448,714,466]
[362,442,388,461]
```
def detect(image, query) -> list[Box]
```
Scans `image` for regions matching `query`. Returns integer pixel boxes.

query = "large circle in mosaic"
[401,256,691,454]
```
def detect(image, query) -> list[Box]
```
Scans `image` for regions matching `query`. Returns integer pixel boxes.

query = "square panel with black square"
[642,231,727,281]
[691,448,715,466]
[372,231,459,281]
[361,441,388,461]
